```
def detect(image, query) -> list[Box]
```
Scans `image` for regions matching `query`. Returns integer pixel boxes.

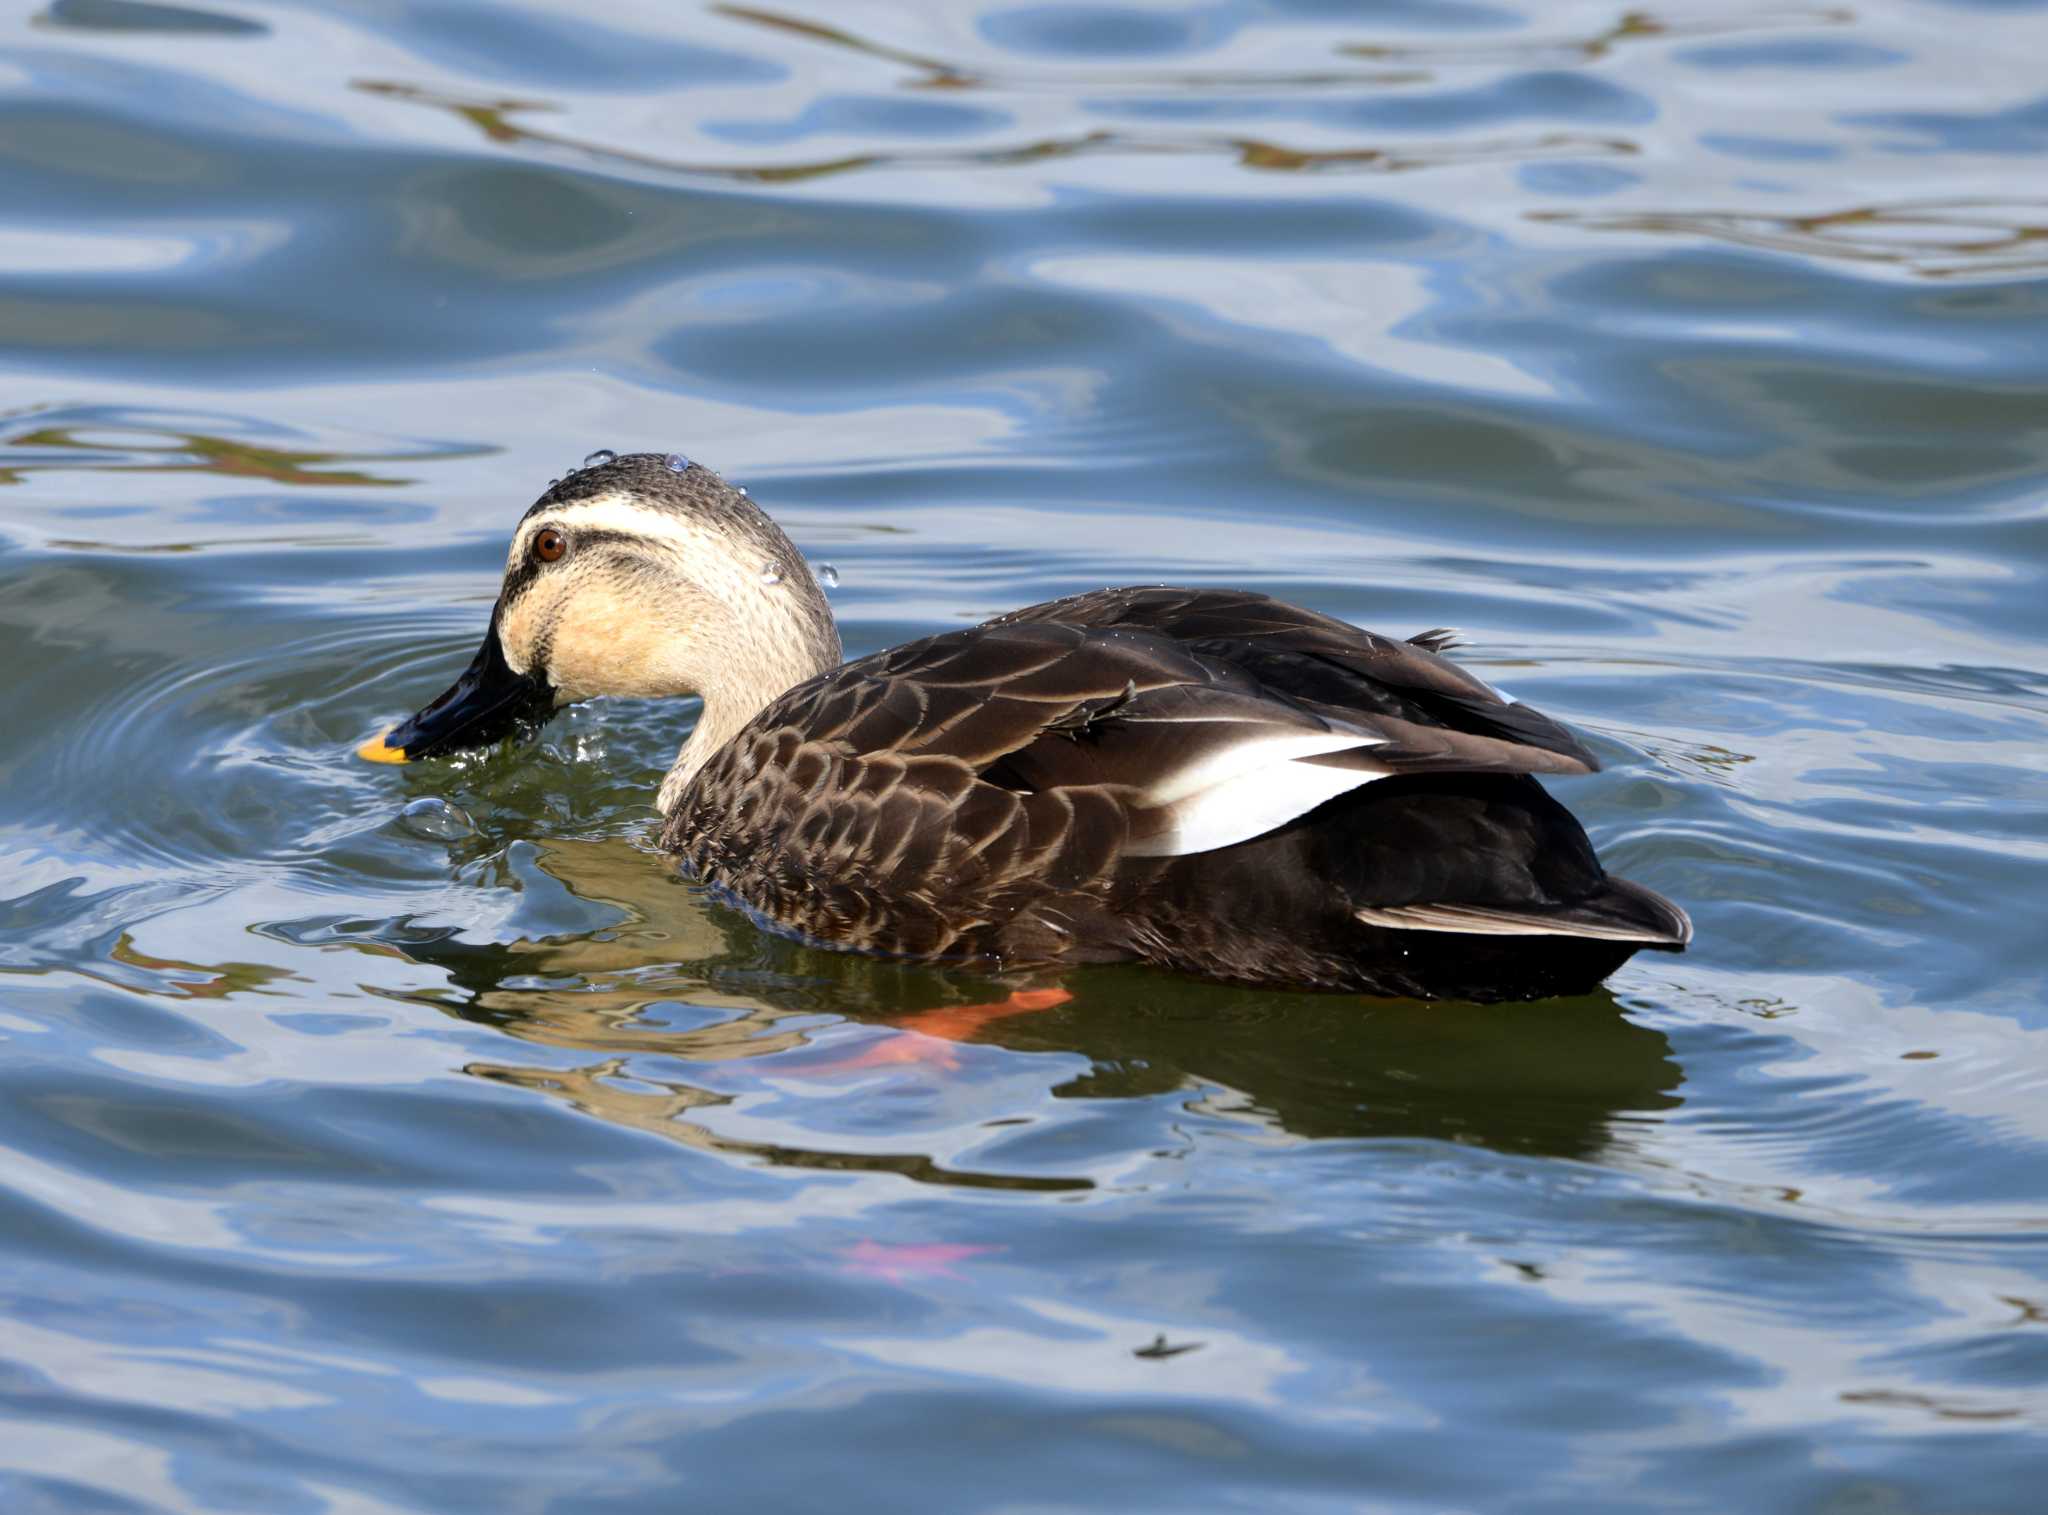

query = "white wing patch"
[1126,729,1384,858]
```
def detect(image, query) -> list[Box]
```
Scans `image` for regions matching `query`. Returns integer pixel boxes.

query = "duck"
[358,451,1690,1000]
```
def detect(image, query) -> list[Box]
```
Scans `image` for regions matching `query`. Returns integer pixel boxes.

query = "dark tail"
[1566,875,1692,951]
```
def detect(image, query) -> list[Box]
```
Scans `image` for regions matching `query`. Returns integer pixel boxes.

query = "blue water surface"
[3,1,2048,1510]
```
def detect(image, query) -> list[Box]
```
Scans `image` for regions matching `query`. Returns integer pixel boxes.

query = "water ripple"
[7,0,2048,1507]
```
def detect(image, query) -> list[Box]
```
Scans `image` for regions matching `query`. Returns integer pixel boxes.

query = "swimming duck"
[360,452,1689,999]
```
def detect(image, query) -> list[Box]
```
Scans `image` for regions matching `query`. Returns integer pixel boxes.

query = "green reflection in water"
[292,835,1682,1187]
[3,421,486,488]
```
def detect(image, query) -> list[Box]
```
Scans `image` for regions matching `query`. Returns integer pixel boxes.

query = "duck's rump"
[1106,772,1689,999]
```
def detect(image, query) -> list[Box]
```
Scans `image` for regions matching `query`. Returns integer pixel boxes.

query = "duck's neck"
[655,590,841,817]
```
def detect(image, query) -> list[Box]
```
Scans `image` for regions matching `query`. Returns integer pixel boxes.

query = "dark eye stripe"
[501,527,651,608]
[570,530,645,553]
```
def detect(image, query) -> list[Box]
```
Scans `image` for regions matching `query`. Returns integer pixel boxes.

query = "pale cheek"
[497,599,538,676]
[552,594,682,699]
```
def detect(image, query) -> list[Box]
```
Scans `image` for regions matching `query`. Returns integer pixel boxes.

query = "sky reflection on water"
[4,0,2048,1510]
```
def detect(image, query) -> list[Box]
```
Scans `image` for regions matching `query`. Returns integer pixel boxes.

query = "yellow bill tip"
[356,730,411,765]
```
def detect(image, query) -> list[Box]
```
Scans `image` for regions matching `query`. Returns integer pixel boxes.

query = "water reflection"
[101,932,297,1001]
[356,78,1637,183]
[711,4,1424,93]
[1531,197,2048,280]
[33,0,267,36]
[282,835,1682,1183]
[0,412,483,488]
[11,0,2048,1499]
[1339,6,1855,66]
[462,1057,1091,1192]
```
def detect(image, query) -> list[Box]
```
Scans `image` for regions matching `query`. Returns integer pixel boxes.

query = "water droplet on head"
[397,796,476,843]
[737,486,748,496]
[583,448,616,469]
[664,453,690,473]
[760,562,783,586]
[817,562,839,589]
[547,477,560,488]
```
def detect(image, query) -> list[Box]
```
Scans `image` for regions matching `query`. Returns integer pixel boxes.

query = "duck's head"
[359,452,841,766]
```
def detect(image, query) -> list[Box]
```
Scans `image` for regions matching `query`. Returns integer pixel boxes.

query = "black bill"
[357,620,554,763]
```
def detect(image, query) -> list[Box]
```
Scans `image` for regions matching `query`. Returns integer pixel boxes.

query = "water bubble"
[816,562,840,589]
[664,453,690,473]
[397,796,475,842]
[547,477,560,488]
[737,486,748,496]
[760,562,783,586]
[583,448,616,469]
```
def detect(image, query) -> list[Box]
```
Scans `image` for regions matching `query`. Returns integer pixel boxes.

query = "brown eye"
[533,528,567,563]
